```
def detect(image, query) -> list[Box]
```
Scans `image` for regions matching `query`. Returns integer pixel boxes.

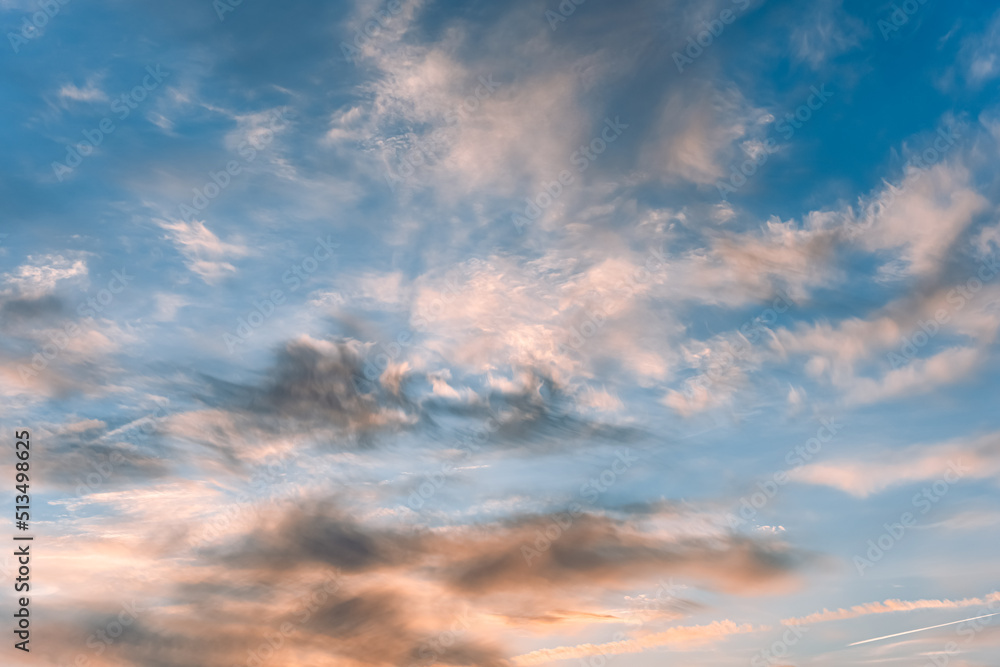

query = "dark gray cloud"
[216,501,421,573]
[0,293,65,325]
[199,337,420,444]
[195,336,641,462]
[423,369,645,453]
[205,499,808,597]
[38,421,171,493]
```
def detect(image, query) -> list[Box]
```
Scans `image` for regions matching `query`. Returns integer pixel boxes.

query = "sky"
[1,0,1000,665]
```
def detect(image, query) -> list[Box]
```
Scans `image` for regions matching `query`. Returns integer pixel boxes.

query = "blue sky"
[2,0,1000,665]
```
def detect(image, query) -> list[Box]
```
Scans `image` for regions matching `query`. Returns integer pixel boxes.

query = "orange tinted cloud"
[784,592,1000,625]
[512,619,761,665]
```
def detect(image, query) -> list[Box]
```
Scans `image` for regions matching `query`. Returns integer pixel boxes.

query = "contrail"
[848,612,1000,647]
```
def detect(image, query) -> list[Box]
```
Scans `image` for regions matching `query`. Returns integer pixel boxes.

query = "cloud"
[11,2,1000,666]
[960,9,1000,85]
[37,491,805,667]
[641,82,764,186]
[152,293,189,321]
[362,33,590,197]
[788,431,1000,497]
[1,253,88,297]
[408,252,680,387]
[513,619,760,665]
[844,346,982,405]
[157,219,252,283]
[784,591,1000,625]
[58,81,108,103]
[217,335,418,435]
[771,265,1000,405]
[440,514,807,599]
[0,253,137,400]
[788,0,868,68]
[578,386,624,412]
[855,161,988,279]
[662,380,741,417]
[0,293,65,326]
[204,494,808,597]
[707,218,840,301]
[216,501,420,573]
